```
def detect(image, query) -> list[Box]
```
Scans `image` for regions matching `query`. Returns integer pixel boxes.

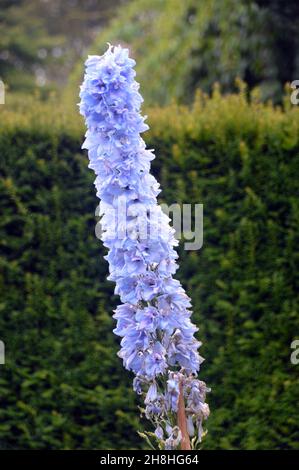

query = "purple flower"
[79,44,209,449]
[145,382,158,404]
[135,306,160,332]
[144,342,167,378]
[155,426,164,440]
[164,425,182,450]
[166,373,180,412]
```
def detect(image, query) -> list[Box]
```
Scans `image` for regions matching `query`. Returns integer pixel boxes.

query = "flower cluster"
[79,44,209,449]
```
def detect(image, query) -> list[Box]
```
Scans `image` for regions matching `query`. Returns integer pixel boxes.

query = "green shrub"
[0,88,298,449]
[67,0,299,106]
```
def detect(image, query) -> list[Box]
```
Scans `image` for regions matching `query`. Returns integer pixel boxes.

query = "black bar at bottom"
[0,449,298,467]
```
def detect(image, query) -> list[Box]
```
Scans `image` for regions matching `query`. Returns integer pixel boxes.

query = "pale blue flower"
[79,44,209,449]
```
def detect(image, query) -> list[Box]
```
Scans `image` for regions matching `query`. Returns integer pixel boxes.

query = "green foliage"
[70,0,299,105]
[0,0,122,93]
[0,114,142,449]
[0,0,62,92]
[0,88,299,449]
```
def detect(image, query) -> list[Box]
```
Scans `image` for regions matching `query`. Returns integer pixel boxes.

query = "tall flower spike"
[79,44,209,450]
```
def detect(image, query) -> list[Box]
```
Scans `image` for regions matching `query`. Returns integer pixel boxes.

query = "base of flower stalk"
[177,382,191,450]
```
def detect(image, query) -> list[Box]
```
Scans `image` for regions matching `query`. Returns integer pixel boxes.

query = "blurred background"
[1,0,299,103]
[0,0,299,450]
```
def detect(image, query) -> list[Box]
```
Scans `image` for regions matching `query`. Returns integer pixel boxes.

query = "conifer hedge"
[0,90,298,449]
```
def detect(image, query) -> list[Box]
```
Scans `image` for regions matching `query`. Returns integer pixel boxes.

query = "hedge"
[0,88,299,449]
